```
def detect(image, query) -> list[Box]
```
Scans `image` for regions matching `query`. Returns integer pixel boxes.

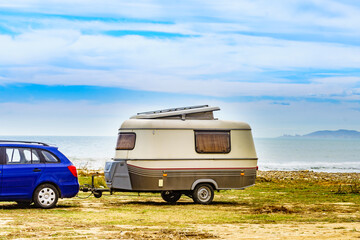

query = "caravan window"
[195,131,231,153]
[116,133,136,150]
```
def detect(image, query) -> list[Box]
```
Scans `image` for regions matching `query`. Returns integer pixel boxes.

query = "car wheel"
[161,191,181,203]
[33,184,59,209]
[192,183,214,204]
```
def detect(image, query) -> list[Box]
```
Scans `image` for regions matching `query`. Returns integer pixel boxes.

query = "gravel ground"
[257,170,360,183]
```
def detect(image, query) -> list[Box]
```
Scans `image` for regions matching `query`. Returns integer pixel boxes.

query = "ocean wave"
[260,161,360,173]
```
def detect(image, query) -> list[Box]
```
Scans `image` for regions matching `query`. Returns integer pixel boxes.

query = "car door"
[1,147,46,199]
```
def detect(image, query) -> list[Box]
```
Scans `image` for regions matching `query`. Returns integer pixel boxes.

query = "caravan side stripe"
[127,163,257,171]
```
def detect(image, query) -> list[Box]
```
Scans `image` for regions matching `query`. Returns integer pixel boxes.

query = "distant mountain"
[280,129,360,139]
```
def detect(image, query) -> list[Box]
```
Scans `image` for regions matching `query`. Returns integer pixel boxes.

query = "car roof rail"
[0,140,50,146]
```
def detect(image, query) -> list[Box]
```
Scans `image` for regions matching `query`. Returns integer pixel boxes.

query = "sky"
[0,0,360,137]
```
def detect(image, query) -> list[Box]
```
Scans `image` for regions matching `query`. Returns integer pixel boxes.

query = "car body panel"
[0,162,2,195]
[1,163,46,199]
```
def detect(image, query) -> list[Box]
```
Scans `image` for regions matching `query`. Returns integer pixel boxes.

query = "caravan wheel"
[192,184,214,204]
[161,191,181,203]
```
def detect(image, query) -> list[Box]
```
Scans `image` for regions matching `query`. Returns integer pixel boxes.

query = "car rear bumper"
[59,182,79,198]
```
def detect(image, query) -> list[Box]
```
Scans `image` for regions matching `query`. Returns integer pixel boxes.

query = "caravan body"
[105,105,258,204]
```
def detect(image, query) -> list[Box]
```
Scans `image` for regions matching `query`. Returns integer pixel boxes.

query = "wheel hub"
[198,187,210,201]
[38,187,55,206]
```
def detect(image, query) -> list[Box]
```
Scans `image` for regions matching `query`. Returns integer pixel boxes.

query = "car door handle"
[33,168,42,172]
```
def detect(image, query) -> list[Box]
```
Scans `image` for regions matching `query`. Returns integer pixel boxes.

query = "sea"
[1,136,360,173]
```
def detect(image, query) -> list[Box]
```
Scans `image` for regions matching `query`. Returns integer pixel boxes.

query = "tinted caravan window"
[116,133,136,150]
[195,131,231,153]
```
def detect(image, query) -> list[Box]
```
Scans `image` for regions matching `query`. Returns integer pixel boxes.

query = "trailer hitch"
[79,173,110,198]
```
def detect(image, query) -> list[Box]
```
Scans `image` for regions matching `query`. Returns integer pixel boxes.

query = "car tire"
[33,184,59,209]
[192,183,214,204]
[161,191,181,203]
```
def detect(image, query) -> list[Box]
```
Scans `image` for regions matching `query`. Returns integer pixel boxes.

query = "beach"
[258,170,360,182]
[0,170,359,239]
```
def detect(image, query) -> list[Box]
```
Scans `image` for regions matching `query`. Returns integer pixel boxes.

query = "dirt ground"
[197,223,360,240]
[1,170,359,239]
[1,217,359,239]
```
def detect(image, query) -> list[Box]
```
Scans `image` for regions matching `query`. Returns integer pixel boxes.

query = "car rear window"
[41,150,60,163]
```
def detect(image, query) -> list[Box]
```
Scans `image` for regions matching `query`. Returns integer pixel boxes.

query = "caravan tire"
[192,183,214,204]
[161,191,181,203]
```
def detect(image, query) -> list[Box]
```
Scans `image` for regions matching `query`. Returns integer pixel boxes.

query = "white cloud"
[2,26,360,70]
[1,65,359,101]
[0,0,360,138]
[0,1,163,19]
[1,27,360,101]
[2,0,360,36]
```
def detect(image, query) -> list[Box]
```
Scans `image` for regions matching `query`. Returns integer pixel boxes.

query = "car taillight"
[68,165,78,178]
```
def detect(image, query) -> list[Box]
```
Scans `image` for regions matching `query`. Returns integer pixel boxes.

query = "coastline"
[257,170,360,183]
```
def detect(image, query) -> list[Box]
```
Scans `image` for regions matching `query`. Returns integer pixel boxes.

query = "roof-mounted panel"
[131,105,220,120]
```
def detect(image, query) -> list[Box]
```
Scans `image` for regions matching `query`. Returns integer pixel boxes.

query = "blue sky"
[0,0,360,137]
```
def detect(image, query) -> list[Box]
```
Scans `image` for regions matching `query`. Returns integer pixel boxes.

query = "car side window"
[6,148,40,164]
[23,149,40,163]
[6,148,21,164]
[41,150,59,163]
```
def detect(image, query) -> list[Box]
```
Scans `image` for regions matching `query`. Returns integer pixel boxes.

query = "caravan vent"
[131,105,220,120]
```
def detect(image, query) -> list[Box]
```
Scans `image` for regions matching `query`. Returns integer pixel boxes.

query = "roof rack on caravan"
[0,140,49,146]
[131,105,220,120]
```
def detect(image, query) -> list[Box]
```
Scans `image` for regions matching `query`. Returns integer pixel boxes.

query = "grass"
[0,171,359,239]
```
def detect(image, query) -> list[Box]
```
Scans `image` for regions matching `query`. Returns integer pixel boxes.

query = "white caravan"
[104,105,258,204]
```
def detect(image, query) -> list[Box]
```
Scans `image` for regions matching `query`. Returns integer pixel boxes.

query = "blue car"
[0,140,79,208]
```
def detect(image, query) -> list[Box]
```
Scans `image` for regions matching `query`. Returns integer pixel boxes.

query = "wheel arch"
[191,179,218,190]
[33,181,62,199]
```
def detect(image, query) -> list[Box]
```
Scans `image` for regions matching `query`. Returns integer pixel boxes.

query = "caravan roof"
[122,105,250,130]
[120,119,251,130]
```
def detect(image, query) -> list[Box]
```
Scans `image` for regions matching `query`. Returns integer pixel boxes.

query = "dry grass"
[0,171,359,239]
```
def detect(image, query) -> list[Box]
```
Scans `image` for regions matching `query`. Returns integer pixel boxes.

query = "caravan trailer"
[104,105,258,204]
